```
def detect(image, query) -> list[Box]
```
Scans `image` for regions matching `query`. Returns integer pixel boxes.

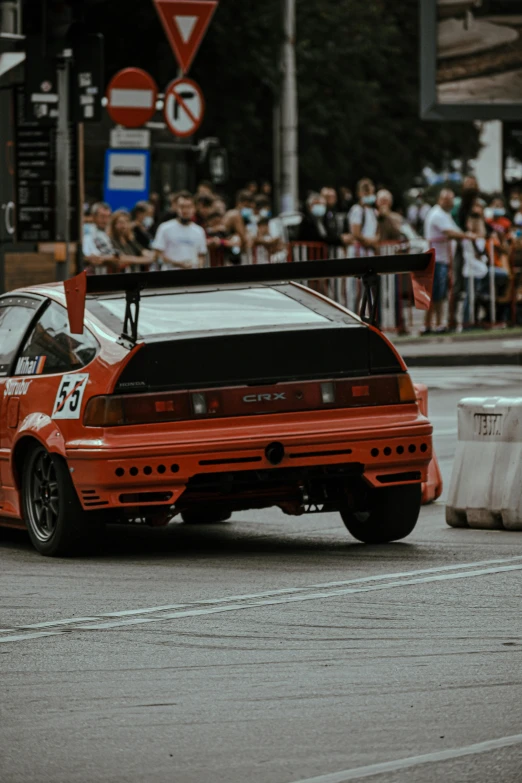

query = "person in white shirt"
[348,178,379,253]
[423,189,476,334]
[152,191,207,270]
[407,193,430,236]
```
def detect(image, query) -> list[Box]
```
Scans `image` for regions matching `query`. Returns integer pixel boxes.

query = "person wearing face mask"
[321,186,351,237]
[254,194,272,221]
[348,178,379,252]
[485,196,512,236]
[298,193,352,247]
[152,191,207,270]
[509,192,522,226]
[131,201,155,250]
[224,190,256,254]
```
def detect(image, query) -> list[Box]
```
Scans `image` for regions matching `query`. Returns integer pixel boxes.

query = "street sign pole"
[281,0,298,213]
[55,48,71,281]
[273,101,282,216]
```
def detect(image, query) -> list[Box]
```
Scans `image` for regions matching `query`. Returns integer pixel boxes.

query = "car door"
[0,296,43,510]
[0,298,99,515]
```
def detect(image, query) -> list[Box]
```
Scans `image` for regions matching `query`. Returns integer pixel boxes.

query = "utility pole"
[55,47,72,280]
[280,0,298,213]
[273,102,281,215]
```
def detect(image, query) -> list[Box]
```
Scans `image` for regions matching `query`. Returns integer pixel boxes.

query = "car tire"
[181,507,232,525]
[22,444,101,557]
[340,484,422,544]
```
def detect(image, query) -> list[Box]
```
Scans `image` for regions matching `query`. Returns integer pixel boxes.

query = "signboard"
[24,34,104,124]
[0,90,15,242]
[24,36,59,124]
[110,128,151,149]
[14,88,79,243]
[164,77,204,138]
[103,149,151,212]
[153,0,217,74]
[106,68,158,128]
[420,0,522,120]
[71,34,104,123]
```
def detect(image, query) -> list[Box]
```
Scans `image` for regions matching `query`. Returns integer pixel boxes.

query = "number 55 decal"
[52,374,89,420]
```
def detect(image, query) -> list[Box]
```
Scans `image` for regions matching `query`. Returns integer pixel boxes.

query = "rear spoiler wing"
[64,251,434,342]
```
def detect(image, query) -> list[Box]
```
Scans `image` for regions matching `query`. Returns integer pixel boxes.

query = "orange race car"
[0,254,436,556]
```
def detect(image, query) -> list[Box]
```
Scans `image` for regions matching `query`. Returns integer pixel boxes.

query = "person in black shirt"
[298,192,351,247]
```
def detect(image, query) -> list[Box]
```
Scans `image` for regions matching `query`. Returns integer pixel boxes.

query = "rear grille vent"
[289,448,353,459]
[81,490,109,508]
[199,456,262,466]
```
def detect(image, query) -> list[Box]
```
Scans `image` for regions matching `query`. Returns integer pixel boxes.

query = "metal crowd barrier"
[287,240,414,333]
[193,235,521,332]
[432,236,514,330]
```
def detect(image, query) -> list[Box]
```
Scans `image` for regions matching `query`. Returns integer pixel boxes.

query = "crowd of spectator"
[82,175,522,332]
[422,177,522,333]
[83,180,285,273]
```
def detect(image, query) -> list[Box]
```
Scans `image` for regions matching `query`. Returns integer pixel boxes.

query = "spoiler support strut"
[122,289,141,345]
[360,274,379,325]
[64,251,435,342]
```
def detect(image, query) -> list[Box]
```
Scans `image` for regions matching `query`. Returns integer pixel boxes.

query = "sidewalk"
[385,328,522,367]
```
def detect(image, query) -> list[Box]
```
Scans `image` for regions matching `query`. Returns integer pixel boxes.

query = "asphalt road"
[1,367,522,783]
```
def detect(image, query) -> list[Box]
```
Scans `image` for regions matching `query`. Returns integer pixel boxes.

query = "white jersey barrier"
[446,397,522,530]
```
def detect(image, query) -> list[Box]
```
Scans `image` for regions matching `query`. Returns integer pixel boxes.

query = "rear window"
[89,287,330,337]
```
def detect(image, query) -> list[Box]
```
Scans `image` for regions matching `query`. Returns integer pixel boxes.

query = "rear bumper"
[66,410,432,511]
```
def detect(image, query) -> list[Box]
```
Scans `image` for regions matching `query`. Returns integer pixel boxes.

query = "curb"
[404,352,522,367]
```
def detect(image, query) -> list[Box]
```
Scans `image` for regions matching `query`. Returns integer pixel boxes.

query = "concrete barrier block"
[446,397,522,531]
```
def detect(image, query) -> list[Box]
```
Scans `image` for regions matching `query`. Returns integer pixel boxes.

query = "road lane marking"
[1,558,522,644]
[1,555,522,635]
[286,732,522,782]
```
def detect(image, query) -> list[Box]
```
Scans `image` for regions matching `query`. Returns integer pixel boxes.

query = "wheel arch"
[11,419,67,491]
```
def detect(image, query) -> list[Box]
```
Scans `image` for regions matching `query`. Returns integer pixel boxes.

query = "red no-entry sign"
[106,68,158,128]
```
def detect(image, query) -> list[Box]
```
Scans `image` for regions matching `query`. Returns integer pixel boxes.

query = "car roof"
[5,282,66,301]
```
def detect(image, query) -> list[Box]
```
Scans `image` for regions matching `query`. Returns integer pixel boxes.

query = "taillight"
[397,374,416,403]
[84,391,191,427]
[191,391,223,417]
[320,382,335,404]
[331,376,407,407]
[83,373,417,427]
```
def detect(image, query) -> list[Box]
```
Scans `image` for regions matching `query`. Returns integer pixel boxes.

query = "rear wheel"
[181,507,232,525]
[22,445,100,556]
[340,484,421,544]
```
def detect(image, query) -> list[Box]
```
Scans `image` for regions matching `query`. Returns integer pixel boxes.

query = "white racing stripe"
[287,732,522,782]
[1,557,522,644]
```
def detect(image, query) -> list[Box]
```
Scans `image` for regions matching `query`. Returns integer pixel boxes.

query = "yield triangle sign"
[154,0,218,74]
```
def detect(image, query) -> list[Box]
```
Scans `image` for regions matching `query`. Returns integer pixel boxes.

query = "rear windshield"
[88,287,330,337]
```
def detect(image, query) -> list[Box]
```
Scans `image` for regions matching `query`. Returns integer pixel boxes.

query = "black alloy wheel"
[340,484,422,544]
[26,448,60,544]
[22,445,100,557]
